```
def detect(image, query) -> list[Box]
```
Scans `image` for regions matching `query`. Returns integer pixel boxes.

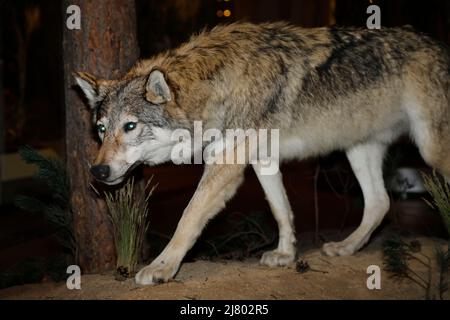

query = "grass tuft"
[103,177,156,279]
[421,171,450,235]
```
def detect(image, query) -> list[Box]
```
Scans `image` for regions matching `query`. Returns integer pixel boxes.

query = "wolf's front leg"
[135,164,246,285]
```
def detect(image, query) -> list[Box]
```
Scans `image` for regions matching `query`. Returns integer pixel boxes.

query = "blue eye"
[124,122,137,132]
[97,124,106,134]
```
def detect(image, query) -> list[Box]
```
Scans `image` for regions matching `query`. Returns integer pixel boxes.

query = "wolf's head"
[74,69,179,185]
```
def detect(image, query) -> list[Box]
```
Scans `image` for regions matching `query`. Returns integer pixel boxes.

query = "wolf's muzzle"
[90,164,110,181]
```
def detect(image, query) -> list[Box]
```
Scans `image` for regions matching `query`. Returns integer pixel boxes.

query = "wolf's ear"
[74,71,100,108]
[145,69,172,105]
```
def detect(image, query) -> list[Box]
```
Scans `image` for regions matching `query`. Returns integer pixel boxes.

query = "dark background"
[0,0,449,284]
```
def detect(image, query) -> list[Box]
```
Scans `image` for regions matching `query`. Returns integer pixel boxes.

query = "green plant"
[435,245,450,300]
[102,177,156,280]
[383,235,450,300]
[0,254,72,289]
[422,171,450,235]
[0,258,45,289]
[382,236,433,299]
[14,145,75,256]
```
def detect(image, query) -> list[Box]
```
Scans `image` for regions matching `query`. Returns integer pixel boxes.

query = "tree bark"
[62,0,139,273]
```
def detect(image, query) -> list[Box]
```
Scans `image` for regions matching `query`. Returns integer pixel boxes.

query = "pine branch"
[14,195,46,214]
[382,236,431,297]
[19,145,70,205]
[15,145,75,258]
[435,245,450,300]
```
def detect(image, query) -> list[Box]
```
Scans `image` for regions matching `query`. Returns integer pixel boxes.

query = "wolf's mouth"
[105,161,142,185]
[125,160,143,174]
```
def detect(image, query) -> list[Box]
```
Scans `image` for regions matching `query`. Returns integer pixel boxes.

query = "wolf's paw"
[322,241,357,257]
[260,249,296,267]
[135,261,177,286]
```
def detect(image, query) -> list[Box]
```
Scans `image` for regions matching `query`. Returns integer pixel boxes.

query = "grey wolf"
[75,22,450,285]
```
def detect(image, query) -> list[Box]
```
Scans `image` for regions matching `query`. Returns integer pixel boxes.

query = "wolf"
[75,22,450,285]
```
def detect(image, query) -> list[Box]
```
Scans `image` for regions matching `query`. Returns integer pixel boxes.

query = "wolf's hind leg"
[253,163,296,267]
[406,81,450,183]
[323,142,389,257]
[413,123,450,185]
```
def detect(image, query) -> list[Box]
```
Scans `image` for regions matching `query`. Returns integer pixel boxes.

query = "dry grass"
[103,177,156,278]
[422,171,450,235]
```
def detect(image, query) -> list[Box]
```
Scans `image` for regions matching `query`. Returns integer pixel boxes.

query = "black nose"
[90,165,110,180]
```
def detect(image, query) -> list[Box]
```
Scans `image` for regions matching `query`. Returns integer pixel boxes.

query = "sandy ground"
[1,233,448,300]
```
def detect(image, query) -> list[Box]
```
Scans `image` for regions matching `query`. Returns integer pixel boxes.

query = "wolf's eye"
[97,124,106,134]
[124,122,137,132]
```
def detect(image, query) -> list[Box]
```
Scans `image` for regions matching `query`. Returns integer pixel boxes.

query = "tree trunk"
[62,0,139,273]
